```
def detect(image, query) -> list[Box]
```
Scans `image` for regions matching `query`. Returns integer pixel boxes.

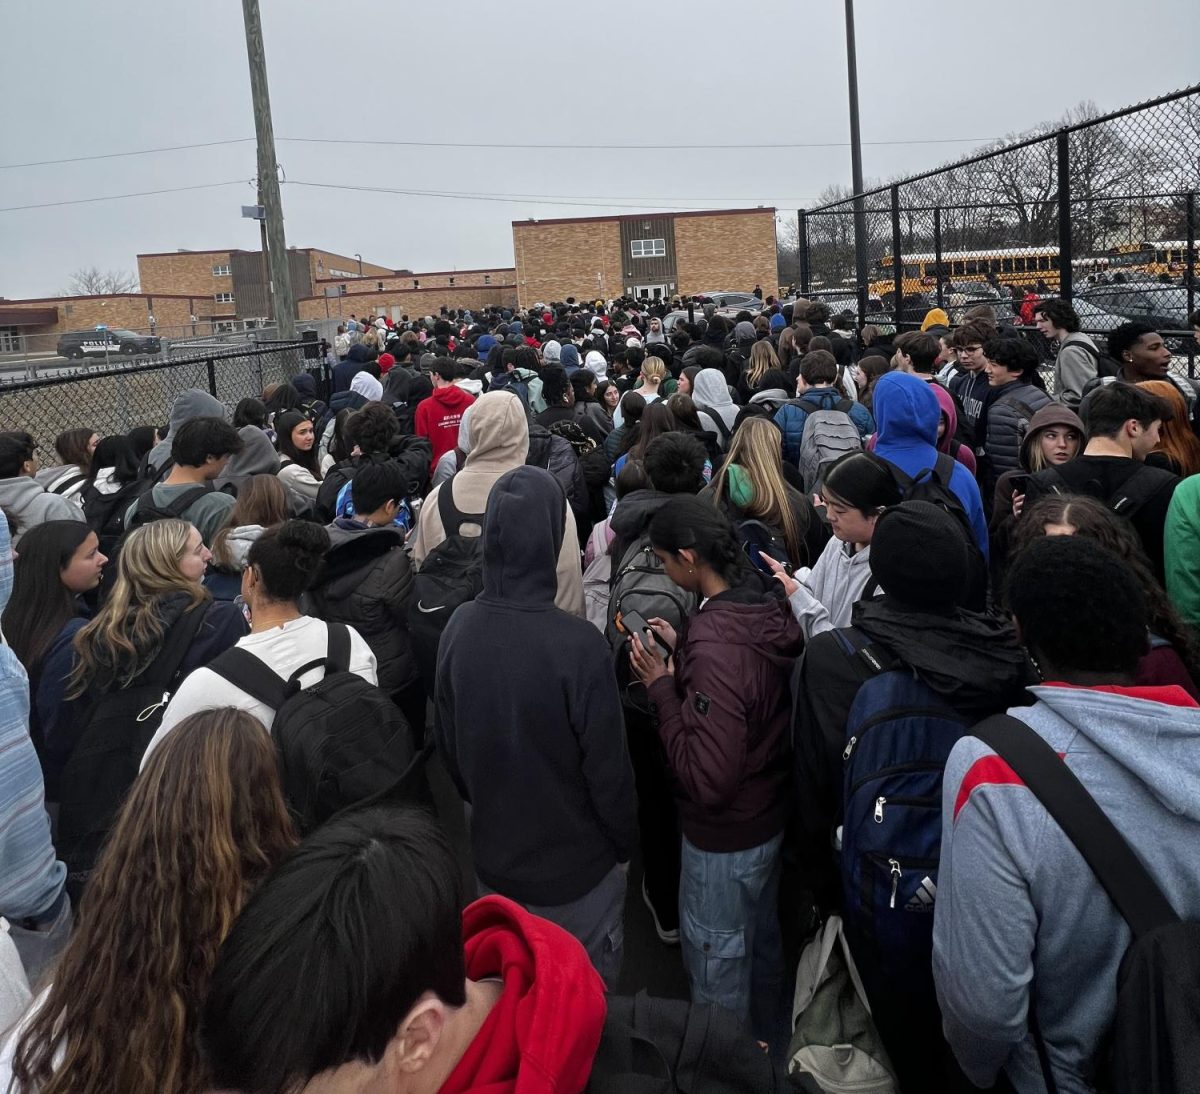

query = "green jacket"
[1165,473,1200,629]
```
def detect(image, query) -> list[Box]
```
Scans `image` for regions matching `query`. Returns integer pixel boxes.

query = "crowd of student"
[0,291,1198,1093]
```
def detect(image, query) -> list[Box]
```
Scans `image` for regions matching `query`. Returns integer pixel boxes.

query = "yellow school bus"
[871,247,1061,297]
[1107,240,1190,279]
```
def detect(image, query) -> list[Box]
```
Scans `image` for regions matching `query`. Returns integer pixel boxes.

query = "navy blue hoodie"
[434,466,636,904]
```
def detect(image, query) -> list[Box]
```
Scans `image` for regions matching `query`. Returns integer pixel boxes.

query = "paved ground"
[426,750,690,999]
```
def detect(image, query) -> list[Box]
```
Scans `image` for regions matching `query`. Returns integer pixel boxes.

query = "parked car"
[692,291,763,310]
[56,328,162,359]
[1078,281,1190,331]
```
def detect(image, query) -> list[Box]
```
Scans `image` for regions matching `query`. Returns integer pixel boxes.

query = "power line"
[287,179,776,210]
[0,139,254,171]
[0,180,248,213]
[280,134,1002,151]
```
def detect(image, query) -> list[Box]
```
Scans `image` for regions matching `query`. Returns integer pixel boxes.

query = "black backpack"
[1040,462,1166,522]
[56,605,210,902]
[587,992,797,1093]
[886,455,988,612]
[408,485,486,696]
[1073,339,1123,379]
[208,622,422,834]
[972,714,1200,1094]
[125,483,213,532]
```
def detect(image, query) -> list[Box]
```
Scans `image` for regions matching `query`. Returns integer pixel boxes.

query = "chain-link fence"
[797,84,1200,372]
[0,342,316,459]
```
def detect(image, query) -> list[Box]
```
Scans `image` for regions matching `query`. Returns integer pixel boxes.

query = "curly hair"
[11,708,296,1094]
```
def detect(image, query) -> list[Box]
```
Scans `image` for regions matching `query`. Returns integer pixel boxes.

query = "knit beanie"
[868,501,968,612]
[377,352,395,375]
[769,312,786,332]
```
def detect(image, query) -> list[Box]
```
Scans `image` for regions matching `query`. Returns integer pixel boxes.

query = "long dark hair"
[88,435,139,485]
[264,383,302,420]
[626,400,677,463]
[649,495,748,586]
[6,520,95,672]
[275,411,322,480]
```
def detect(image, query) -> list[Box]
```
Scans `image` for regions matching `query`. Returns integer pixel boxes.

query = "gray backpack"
[796,395,863,494]
[789,915,898,1094]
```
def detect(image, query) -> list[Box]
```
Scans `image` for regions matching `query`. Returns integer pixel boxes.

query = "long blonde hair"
[712,417,808,567]
[11,708,296,1094]
[640,356,667,388]
[68,519,208,698]
[747,340,780,389]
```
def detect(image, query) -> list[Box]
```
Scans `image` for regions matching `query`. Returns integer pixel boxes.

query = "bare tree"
[60,266,140,296]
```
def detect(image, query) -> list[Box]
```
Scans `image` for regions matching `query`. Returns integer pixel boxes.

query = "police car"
[56,327,162,360]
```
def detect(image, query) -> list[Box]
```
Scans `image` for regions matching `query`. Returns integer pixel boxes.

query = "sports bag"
[788,915,898,1093]
[209,622,420,834]
[796,395,862,494]
[408,484,486,695]
[971,714,1200,1094]
[56,604,210,901]
[836,628,969,1006]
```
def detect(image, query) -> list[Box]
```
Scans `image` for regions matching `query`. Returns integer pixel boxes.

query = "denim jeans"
[679,831,784,1040]
[477,862,627,990]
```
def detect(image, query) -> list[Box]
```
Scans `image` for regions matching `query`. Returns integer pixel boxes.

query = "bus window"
[1049,255,1060,270]
[1001,258,1014,273]
[964,260,979,275]
[903,263,922,279]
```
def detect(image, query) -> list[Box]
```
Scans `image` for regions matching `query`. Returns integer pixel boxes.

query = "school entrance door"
[633,283,669,301]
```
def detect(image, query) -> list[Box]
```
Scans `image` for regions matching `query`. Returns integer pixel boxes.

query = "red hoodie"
[440,896,607,1094]
[416,383,476,471]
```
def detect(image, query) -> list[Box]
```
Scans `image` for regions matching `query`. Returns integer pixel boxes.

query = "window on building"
[449,276,455,287]
[214,291,235,304]
[212,264,231,277]
[413,279,420,289]
[213,320,238,333]
[377,281,385,291]
[339,285,348,297]
[484,274,491,285]
[631,238,666,259]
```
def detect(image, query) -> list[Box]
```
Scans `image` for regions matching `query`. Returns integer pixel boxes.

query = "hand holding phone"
[619,609,670,661]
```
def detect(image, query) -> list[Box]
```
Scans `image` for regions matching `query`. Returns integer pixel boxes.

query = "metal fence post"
[797,209,811,296]
[206,357,218,397]
[933,206,945,311]
[1056,130,1073,302]
[1186,191,1196,379]
[890,185,904,328]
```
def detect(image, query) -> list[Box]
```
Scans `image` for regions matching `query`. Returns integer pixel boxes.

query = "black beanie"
[869,501,969,611]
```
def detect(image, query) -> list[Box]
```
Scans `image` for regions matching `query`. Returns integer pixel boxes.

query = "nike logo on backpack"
[416,602,446,614]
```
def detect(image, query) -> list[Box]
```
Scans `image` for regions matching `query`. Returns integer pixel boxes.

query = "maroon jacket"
[647,584,803,853]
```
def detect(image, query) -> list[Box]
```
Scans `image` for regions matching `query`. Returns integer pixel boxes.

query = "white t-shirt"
[142,616,377,767]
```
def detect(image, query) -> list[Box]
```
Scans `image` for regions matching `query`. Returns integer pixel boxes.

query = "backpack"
[588,991,795,1093]
[735,517,789,576]
[1040,462,1166,522]
[1072,338,1123,379]
[606,533,697,707]
[408,484,486,695]
[971,714,1200,1094]
[582,522,614,632]
[549,418,611,492]
[81,479,145,559]
[836,627,969,1008]
[693,404,732,449]
[56,604,210,902]
[49,470,87,497]
[788,915,899,1093]
[795,395,863,494]
[208,622,422,834]
[887,455,988,613]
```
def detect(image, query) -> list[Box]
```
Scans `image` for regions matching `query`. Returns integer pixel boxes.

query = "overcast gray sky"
[2,0,1197,299]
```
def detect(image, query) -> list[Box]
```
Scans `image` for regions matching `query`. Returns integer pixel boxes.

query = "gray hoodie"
[0,476,85,546]
[934,684,1200,1093]
[691,367,739,443]
[214,426,280,493]
[147,388,226,472]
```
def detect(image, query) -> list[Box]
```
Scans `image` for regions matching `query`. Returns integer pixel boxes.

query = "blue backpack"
[835,627,969,997]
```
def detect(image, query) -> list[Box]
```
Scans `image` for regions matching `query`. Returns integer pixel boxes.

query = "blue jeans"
[679,831,784,1040]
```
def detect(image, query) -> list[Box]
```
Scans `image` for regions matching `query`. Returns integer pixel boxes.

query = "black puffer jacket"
[304,522,416,694]
[526,424,587,526]
[978,380,1052,499]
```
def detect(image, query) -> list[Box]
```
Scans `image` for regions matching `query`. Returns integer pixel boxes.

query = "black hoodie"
[792,596,1032,910]
[434,466,636,905]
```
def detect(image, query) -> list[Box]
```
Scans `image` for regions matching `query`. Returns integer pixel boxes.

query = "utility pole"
[242,0,296,340]
[844,0,870,328]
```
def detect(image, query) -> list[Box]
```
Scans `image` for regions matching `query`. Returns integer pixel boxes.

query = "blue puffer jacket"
[773,387,875,467]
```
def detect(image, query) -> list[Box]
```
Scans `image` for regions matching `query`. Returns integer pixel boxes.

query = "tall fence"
[796,85,1199,363]
[0,342,313,458]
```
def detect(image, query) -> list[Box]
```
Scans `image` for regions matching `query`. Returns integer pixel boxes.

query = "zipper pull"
[136,691,170,723]
[889,859,902,909]
[874,796,886,823]
[842,736,857,761]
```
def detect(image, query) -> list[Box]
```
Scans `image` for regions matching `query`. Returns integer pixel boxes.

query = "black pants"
[624,702,681,931]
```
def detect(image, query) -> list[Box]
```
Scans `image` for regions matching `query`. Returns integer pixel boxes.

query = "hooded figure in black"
[433,465,636,986]
[792,500,1032,912]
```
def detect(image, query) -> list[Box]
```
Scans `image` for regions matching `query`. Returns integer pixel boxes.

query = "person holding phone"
[628,495,802,1045]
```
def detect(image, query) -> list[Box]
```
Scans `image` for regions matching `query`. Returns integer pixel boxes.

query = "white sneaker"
[641,876,680,946]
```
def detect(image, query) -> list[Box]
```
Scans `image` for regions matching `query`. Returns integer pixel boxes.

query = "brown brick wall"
[297,284,519,323]
[138,251,233,297]
[309,249,394,281]
[673,211,779,298]
[315,268,516,294]
[514,221,623,307]
[0,295,222,351]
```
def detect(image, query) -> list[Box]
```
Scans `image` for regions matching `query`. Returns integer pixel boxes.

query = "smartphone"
[619,609,670,661]
[1009,473,1031,496]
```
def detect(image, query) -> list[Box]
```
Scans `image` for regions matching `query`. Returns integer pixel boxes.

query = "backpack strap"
[437,482,485,538]
[694,404,732,442]
[970,714,1178,938]
[831,626,898,676]
[140,605,213,691]
[208,647,291,710]
[51,471,87,496]
[135,483,213,523]
[325,621,351,675]
[1108,464,1165,519]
